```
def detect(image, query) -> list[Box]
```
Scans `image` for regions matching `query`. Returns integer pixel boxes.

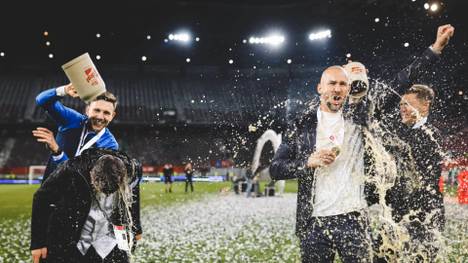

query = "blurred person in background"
[184,162,194,193]
[163,163,174,193]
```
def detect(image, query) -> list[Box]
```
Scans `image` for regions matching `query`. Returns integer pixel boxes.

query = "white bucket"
[62,53,106,103]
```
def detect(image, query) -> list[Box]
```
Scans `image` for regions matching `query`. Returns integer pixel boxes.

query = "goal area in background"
[28,165,46,184]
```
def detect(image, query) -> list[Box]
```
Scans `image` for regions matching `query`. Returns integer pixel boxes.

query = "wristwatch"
[52,147,63,156]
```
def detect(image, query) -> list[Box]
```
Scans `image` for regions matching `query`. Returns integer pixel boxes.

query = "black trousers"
[300,211,372,263]
[75,245,128,263]
[40,245,128,263]
[185,177,194,192]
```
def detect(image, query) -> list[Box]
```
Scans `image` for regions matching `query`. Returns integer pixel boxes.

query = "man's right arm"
[36,85,84,128]
[270,136,308,180]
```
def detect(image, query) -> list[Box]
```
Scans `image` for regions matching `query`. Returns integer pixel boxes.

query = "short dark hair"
[94,91,118,109]
[90,155,127,195]
[405,84,435,105]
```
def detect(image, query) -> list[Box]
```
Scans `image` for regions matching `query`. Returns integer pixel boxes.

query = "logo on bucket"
[84,67,100,86]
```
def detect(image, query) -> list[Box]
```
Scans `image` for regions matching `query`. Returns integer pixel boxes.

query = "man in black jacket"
[269,24,452,262]
[372,25,454,262]
[30,148,143,263]
[377,86,447,261]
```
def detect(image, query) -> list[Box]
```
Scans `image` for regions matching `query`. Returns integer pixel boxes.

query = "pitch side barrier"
[0,166,244,184]
[141,175,225,183]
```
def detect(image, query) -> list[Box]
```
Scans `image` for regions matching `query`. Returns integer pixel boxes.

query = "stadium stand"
[0,66,465,170]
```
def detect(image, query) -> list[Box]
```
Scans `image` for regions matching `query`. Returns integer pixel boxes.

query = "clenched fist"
[432,24,455,53]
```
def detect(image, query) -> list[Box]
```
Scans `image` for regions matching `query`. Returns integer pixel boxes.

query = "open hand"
[32,127,59,154]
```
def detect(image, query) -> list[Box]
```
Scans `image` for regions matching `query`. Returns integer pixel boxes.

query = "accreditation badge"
[113,225,130,251]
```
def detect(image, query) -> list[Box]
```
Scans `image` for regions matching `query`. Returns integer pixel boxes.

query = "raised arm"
[376,24,455,115]
[36,84,85,128]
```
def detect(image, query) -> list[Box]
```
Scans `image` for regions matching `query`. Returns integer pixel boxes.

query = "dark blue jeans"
[300,211,372,263]
[40,245,128,263]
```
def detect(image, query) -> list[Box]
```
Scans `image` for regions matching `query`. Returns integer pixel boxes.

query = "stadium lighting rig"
[308,29,332,41]
[424,2,441,12]
[168,33,190,42]
[248,34,285,47]
[165,31,201,45]
[430,3,439,12]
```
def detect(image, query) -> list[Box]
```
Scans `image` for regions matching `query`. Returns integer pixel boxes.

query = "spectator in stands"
[32,83,119,182]
[184,162,194,193]
[269,24,452,262]
[163,163,174,193]
[30,148,142,263]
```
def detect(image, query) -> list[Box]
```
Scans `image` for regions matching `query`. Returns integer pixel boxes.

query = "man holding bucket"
[32,53,119,182]
[31,54,143,261]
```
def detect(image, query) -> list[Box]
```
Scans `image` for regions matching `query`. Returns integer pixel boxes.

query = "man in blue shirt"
[32,83,119,181]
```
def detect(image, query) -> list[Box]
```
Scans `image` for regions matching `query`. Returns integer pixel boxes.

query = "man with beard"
[270,24,452,262]
[33,83,118,181]
[271,66,373,262]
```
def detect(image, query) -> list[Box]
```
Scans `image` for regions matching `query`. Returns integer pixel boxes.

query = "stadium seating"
[0,67,464,168]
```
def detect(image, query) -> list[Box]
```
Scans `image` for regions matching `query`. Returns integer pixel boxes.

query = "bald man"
[270,25,449,262]
[271,66,372,262]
